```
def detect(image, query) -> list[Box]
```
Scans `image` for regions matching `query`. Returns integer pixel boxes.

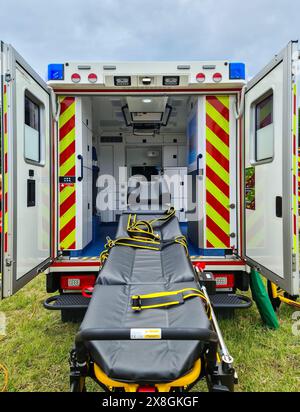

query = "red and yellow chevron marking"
[59,96,76,250]
[292,84,298,252]
[3,84,8,252]
[205,95,230,249]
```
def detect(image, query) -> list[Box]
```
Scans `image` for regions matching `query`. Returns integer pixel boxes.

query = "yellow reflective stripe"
[59,185,75,203]
[59,128,76,153]
[206,178,229,208]
[60,230,76,249]
[60,204,76,229]
[206,228,226,248]
[59,101,75,128]
[206,203,230,234]
[206,152,229,184]
[206,101,229,134]
[216,95,230,109]
[60,155,76,176]
[206,127,230,160]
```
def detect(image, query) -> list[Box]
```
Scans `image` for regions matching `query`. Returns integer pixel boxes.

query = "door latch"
[5,257,13,267]
[292,253,297,272]
[5,73,12,82]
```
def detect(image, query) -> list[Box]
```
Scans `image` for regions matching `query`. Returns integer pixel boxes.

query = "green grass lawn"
[0,275,299,392]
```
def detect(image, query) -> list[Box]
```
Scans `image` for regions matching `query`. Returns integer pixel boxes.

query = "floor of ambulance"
[70,221,225,259]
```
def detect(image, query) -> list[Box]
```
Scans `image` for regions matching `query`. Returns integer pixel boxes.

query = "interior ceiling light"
[142,98,152,103]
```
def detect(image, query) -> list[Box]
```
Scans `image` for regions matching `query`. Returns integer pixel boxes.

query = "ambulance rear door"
[1,42,54,297]
[243,41,299,295]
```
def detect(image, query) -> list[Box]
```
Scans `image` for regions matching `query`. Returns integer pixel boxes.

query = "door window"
[254,93,274,162]
[24,95,41,163]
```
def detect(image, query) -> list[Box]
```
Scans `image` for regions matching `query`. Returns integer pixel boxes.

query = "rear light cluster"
[196,72,223,83]
[71,73,98,83]
[60,275,96,291]
[214,273,235,289]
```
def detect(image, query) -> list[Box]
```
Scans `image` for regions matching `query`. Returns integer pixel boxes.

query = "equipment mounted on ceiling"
[122,96,173,136]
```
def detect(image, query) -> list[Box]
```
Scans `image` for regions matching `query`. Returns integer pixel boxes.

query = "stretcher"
[70,209,237,392]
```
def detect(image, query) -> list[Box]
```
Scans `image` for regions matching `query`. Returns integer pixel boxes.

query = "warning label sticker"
[130,329,162,340]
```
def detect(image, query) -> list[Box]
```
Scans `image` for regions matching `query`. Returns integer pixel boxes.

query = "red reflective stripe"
[206,96,229,121]
[59,115,75,140]
[59,140,75,166]
[206,114,229,146]
[68,241,76,250]
[206,140,229,172]
[206,191,230,222]
[60,97,74,115]
[60,191,76,217]
[60,216,76,241]
[64,166,76,177]
[206,166,230,197]
[206,216,230,247]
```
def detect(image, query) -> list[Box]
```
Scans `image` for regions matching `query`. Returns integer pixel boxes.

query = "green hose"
[250,269,279,329]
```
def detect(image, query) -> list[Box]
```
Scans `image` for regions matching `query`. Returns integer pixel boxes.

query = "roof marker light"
[88,73,98,83]
[71,73,81,83]
[196,73,206,83]
[229,62,246,80]
[213,73,222,83]
[48,64,64,81]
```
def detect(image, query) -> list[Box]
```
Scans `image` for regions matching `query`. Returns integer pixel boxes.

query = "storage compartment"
[57,94,237,258]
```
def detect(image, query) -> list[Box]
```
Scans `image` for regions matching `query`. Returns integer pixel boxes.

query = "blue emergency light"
[48,64,64,81]
[229,62,245,80]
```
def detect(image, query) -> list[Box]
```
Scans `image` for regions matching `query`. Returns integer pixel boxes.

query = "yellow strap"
[131,288,212,319]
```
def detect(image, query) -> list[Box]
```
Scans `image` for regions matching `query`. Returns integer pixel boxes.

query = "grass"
[0,275,299,392]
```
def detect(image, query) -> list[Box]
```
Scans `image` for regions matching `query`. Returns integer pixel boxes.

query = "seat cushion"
[80,281,210,383]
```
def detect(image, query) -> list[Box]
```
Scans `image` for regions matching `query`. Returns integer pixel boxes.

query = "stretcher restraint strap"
[131,288,212,320]
[100,208,185,264]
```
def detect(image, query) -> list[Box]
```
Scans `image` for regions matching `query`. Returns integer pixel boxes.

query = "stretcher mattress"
[80,212,210,383]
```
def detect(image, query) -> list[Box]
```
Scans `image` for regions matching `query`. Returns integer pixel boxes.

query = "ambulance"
[1,40,299,321]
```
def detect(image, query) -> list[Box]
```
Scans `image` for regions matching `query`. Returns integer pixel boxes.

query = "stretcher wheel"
[267,281,281,311]
[70,378,86,392]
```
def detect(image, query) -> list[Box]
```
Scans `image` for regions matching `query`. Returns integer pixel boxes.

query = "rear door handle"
[275,196,282,218]
[78,155,83,182]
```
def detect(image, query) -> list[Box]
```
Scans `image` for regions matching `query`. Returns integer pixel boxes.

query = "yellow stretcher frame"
[94,359,202,392]
[270,282,300,309]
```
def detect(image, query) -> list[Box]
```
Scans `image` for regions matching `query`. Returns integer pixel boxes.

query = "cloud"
[0,0,299,78]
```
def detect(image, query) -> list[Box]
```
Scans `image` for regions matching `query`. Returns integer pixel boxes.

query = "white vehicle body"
[0,41,299,306]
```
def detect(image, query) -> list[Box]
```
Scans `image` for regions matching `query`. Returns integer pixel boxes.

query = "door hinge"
[292,253,297,272]
[5,257,13,267]
[5,73,12,82]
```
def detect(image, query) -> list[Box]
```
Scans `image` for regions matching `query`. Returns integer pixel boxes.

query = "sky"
[0,0,299,80]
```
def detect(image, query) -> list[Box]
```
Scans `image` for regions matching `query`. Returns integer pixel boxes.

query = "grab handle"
[197,154,203,176]
[78,155,83,182]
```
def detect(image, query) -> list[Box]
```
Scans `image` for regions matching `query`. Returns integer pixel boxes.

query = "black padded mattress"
[79,212,210,383]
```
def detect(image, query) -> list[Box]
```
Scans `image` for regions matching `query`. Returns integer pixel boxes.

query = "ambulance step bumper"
[210,293,252,309]
[44,292,252,311]
[43,294,90,310]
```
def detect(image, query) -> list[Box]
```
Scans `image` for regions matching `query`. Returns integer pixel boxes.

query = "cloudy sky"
[0,0,299,80]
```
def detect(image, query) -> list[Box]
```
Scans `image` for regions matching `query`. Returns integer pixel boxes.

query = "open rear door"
[244,41,299,296]
[1,43,53,297]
